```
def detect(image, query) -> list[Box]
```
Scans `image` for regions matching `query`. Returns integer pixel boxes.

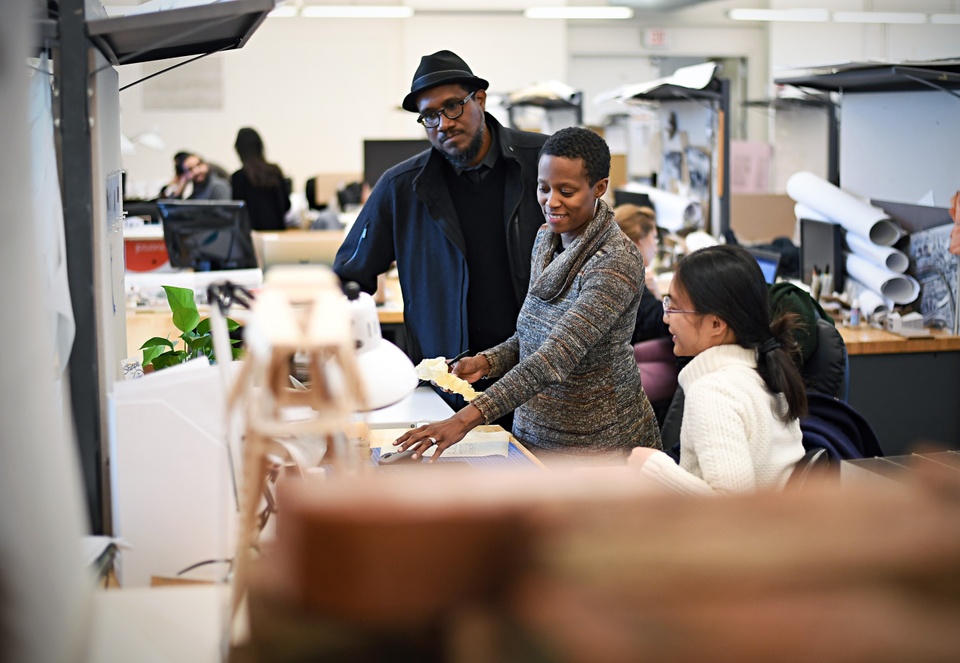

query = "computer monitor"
[124,199,160,224]
[613,189,655,211]
[745,247,782,285]
[156,199,258,271]
[363,139,431,190]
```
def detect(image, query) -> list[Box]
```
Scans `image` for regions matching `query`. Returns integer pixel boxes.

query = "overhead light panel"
[301,5,414,18]
[269,4,299,18]
[727,9,829,22]
[832,11,926,24]
[525,6,634,20]
[930,13,960,25]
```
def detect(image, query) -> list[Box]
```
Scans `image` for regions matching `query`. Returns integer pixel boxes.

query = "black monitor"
[363,139,431,190]
[124,199,160,224]
[613,189,655,211]
[156,199,258,271]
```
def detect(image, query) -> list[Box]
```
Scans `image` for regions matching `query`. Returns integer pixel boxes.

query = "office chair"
[785,447,831,489]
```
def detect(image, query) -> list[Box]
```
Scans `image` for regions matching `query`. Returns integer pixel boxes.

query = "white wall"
[119,15,565,197]
[117,2,960,199]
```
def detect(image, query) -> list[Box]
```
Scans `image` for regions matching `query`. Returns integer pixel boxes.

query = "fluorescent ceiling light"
[832,11,926,24]
[727,9,829,22]
[301,5,414,18]
[930,13,960,24]
[524,6,634,20]
[268,4,299,18]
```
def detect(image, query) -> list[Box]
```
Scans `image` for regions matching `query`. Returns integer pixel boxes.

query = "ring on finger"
[427,436,437,445]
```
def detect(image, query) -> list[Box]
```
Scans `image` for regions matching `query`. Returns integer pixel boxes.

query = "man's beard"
[443,122,485,169]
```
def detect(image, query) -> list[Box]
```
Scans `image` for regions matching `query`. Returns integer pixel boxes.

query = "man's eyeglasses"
[662,295,698,316]
[417,90,477,128]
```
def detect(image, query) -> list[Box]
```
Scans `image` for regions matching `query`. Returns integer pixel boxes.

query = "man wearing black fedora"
[335,49,549,419]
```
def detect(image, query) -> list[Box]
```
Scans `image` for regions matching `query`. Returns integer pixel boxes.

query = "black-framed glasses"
[662,295,698,316]
[416,90,477,128]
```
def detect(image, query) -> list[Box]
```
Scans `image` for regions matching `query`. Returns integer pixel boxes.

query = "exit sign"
[643,28,671,49]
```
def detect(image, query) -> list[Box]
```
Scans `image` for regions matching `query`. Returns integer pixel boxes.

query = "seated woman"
[627,244,806,494]
[231,127,291,231]
[612,203,671,344]
[394,127,661,462]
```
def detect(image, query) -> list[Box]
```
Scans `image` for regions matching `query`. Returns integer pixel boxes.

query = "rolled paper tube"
[618,183,702,233]
[846,278,891,319]
[786,171,903,246]
[845,231,910,274]
[845,253,920,305]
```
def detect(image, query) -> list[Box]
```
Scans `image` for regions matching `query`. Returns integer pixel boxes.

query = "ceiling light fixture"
[832,11,926,24]
[929,13,960,25]
[300,5,414,19]
[524,6,634,20]
[727,8,829,22]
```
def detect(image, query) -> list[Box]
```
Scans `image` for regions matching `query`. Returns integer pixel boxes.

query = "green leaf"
[226,318,241,332]
[171,307,201,334]
[152,350,188,369]
[196,318,212,335]
[232,347,244,360]
[139,337,175,351]
[162,285,197,314]
[142,344,165,367]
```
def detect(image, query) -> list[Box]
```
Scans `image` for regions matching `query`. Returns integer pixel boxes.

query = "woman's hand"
[627,446,660,470]
[393,405,486,462]
[451,355,490,384]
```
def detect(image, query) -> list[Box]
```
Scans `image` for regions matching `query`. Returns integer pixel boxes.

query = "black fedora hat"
[401,50,489,112]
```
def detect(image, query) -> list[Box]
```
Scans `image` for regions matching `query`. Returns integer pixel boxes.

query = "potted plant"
[139,285,242,371]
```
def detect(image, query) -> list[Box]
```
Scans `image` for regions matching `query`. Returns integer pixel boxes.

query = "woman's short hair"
[539,126,610,185]
[613,204,657,243]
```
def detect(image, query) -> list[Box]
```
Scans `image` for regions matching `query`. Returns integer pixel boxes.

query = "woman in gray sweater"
[395,127,661,461]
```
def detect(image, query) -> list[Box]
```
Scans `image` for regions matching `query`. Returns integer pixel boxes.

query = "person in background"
[182,153,232,200]
[627,244,807,494]
[231,127,291,231]
[613,203,671,343]
[333,50,549,425]
[394,127,661,462]
[158,151,191,199]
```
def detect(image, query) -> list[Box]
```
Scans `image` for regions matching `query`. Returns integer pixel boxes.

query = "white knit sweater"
[638,344,805,496]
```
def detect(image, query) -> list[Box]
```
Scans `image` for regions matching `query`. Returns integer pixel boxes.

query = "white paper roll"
[786,171,903,246]
[618,183,702,232]
[845,253,920,305]
[845,232,910,274]
[793,202,829,223]
[846,278,891,319]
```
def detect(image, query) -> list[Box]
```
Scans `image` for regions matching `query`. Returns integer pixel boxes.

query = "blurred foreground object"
[236,463,960,662]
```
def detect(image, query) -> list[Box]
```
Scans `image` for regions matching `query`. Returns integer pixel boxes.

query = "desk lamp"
[224,265,416,623]
[343,280,417,411]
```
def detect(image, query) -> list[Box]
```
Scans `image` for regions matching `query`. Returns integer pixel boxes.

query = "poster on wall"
[684,146,711,228]
[909,223,957,330]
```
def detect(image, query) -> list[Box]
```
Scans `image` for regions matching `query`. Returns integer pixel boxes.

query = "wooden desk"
[837,325,960,355]
[835,324,960,456]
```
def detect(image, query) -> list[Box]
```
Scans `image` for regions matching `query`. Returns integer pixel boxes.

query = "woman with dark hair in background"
[628,244,807,494]
[231,127,290,231]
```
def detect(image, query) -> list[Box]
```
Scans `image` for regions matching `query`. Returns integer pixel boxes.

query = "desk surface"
[837,325,960,355]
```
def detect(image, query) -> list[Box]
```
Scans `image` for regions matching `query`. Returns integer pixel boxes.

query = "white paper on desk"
[845,231,910,274]
[787,171,903,246]
[422,431,510,458]
[845,253,920,306]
